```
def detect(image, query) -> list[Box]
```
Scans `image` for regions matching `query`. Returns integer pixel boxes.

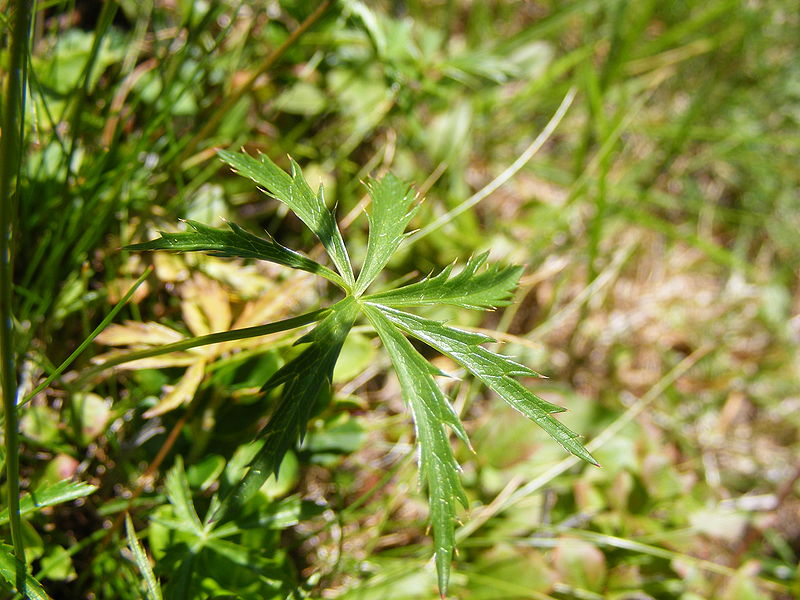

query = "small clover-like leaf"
[363,304,467,595]
[355,174,417,295]
[369,304,599,467]
[127,219,346,288]
[365,252,522,309]
[218,150,355,287]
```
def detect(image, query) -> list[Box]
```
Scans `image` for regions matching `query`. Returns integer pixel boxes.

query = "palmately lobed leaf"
[127,219,346,287]
[369,303,599,467]
[126,149,596,597]
[363,304,467,595]
[217,149,355,287]
[355,174,417,295]
[364,252,522,310]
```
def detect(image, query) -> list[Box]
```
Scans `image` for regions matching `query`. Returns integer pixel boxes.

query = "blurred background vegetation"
[4,0,799,597]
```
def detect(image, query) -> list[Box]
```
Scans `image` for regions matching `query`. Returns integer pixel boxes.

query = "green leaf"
[0,480,97,525]
[355,174,417,295]
[204,538,289,581]
[147,516,201,536]
[127,219,345,288]
[363,304,467,595]
[214,298,359,522]
[217,149,355,288]
[364,252,522,309]
[0,544,51,600]
[125,514,163,600]
[164,457,204,536]
[164,551,195,600]
[211,496,326,537]
[38,545,77,582]
[369,304,599,466]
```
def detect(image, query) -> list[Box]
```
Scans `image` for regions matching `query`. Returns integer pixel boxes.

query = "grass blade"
[82,307,329,380]
[21,267,152,406]
[0,0,35,590]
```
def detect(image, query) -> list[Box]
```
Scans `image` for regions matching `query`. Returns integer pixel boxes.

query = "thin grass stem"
[21,267,153,406]
[0,0,34,590]
[406,87,576,245]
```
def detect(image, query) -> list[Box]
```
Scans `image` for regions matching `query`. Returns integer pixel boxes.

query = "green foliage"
[354,174,417,295]
[0,481,97,525]
[0,481,95,598]
[369,305,597,466]
[363,304,468,593]
[217,150,355,288]
[125,514,162,600]
[215,297,360,521]
[131,149,595,594]
[147,457,302,599]
[128,219,344,286]
[365,252,522,310]
[11,1,800,598]
[0,544,51,600]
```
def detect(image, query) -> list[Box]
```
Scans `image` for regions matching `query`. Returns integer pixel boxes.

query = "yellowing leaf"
[107,277,150,305]
[181,275,232,335]
[152,252,190,282]
[91,351,199,370]
[232,274,315,330]
[144,359,207,418]
[200,256,272,298]
[95,321,185,347]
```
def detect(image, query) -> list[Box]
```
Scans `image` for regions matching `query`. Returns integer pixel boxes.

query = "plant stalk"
[0,0,34,591]
[79,307,331,382]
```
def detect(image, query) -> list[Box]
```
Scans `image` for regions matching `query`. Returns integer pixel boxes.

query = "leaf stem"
[0,0,34,591]
[80,307,331,381]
